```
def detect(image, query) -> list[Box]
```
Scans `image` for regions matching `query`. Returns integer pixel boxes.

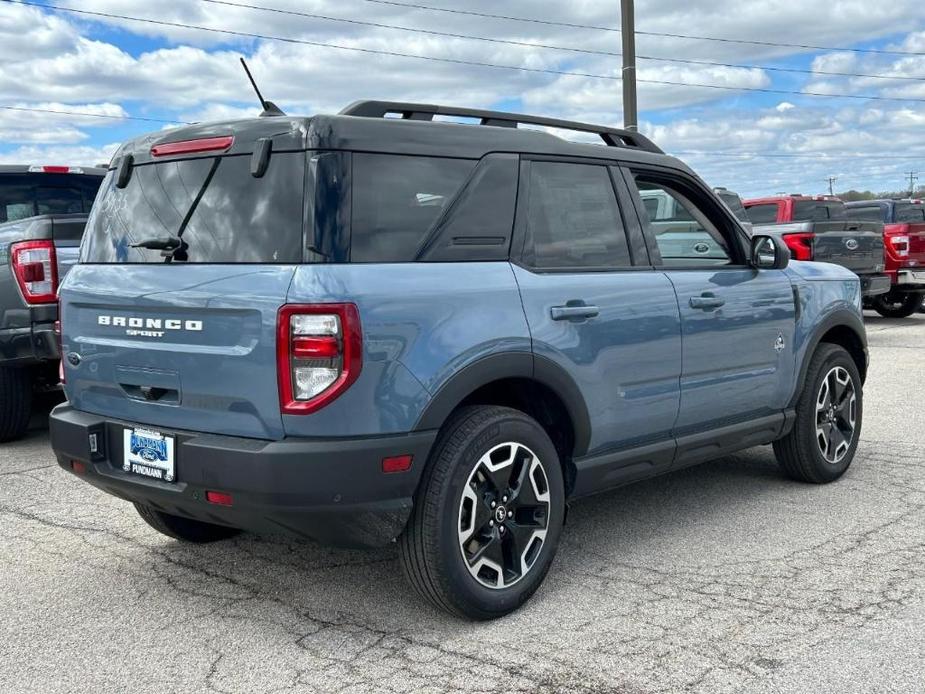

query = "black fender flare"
[413,351,592,457]
[790,308,868,408]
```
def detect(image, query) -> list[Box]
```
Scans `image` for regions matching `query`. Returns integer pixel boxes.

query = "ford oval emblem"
[693,242,710,254]
[66,352,81,366]
[844,239,859,251]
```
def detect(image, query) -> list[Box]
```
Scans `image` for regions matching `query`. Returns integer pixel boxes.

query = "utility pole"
[906,171,918,197]
[826,176,837,196]
[621,0,637,131]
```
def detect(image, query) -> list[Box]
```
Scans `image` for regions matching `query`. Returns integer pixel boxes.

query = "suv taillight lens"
[277,304,362,415]
[11,240,58,304]
[781,232,815,261]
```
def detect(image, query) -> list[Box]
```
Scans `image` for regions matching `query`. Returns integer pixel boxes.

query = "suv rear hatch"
[62,135,306,440]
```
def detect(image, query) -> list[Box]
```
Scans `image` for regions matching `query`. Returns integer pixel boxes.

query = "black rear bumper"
[50,404,437,548]
[859,273,891,297]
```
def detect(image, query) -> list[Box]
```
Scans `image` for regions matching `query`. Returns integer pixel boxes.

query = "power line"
[199,0,925,83]
[16,1,925,106]
[349,0,925,57]
[673,150,925,160]
[2,103,924,164]
[0,105,188,124]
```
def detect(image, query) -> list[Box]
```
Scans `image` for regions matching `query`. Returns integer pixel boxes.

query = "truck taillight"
[277,304,362,415]
[885,224,910,258]
[10,240,58,304]
[781,232,815,261]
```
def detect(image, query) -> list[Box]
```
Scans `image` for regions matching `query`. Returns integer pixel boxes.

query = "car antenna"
[240,58,286,117]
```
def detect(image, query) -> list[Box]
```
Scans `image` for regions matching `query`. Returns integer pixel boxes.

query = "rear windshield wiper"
[131,235,183,251]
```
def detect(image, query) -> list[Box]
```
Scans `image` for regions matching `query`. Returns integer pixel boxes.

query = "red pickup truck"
[744,195,890,299]
[845,199,925,317]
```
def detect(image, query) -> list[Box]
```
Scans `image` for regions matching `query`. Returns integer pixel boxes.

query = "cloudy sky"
[2,0,924,197]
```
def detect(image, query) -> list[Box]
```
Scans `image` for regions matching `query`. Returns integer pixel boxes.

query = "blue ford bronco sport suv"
[49,101,867,619]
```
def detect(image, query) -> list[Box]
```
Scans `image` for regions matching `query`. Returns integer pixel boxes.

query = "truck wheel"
[134,503,241,543]
[399,406,566,620]
[773,344,862,484]
[872,292,924,318]
[0,366,33,442]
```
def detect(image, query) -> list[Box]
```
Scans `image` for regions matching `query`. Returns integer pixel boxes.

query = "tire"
[134,503,241,543]
[872,291,924,318]
[773,344,863,484]
[399,406,566,620]
[0,366,33,443]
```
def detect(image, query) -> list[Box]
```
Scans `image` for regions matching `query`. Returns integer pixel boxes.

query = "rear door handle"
[551,303,600,321]
[689,294,726,310]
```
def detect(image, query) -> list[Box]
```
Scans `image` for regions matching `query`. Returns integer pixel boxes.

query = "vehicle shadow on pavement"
[146,444,794,623]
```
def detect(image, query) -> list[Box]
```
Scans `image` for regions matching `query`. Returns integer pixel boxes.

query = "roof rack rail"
[339,100,664,154]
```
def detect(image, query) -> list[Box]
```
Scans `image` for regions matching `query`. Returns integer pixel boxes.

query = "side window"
[631,175,733,267]
[351,154,475,262]
[524,162,631,269]
[746,203,779,224]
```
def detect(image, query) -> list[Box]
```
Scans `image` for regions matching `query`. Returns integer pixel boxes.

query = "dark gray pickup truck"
[1,165,105,440]
[743,195,889,298]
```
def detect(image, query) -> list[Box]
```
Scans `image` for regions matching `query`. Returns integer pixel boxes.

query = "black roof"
[0,165,107,175]
[114,100,691,175]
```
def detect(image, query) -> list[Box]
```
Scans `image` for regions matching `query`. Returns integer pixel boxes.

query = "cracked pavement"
[1,313,924,693]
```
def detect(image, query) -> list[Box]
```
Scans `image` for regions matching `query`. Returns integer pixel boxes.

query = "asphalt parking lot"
[1,313,923,694]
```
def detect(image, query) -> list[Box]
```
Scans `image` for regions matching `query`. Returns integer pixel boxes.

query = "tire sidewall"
[435,411,566,618]
[799,345,863,480]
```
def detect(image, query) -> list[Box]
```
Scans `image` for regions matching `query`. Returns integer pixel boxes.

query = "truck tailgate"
[809,221,884,274]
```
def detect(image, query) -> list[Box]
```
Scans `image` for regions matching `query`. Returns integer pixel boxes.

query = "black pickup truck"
[743,195,889,297]
[0,165,105,441]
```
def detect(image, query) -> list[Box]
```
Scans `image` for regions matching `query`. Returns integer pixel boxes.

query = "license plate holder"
[123,427,176,483]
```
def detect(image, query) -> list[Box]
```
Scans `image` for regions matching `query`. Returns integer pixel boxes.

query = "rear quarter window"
[350,154,475,262]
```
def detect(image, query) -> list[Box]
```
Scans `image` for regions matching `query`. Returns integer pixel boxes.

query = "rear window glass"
[351,154,475,262]
[846,205,884,222]
[746,203,778,224]
[792,200,846,222]
[895,203,925,222]
[81,153,304,264]
[0,173,102,223]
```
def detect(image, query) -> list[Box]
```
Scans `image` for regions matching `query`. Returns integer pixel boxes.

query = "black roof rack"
[340,100,664,154]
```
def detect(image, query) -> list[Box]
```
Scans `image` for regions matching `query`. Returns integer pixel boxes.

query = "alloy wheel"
[457,442,551,589]
[815,366,857,464]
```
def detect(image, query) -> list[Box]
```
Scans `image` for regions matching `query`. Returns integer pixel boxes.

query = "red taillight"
[151,136,234,157]
[884,224,910,258]
[292,336,340,359]
[10,240,58,304]
[277,304,362,415]
[205,491,233,506]
[782,232,815,261]
[71,461,86,474]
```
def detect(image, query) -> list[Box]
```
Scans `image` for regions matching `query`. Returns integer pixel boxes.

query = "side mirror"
[751,234,789,270]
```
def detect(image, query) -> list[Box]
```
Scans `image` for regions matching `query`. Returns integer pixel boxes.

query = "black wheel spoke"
[466,531,503,569]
